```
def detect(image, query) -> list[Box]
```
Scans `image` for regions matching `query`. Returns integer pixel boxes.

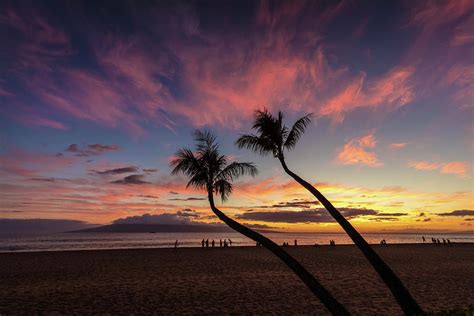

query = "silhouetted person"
[228,239,232,246]
[220,239,222,247]
[224,239,228,247]
[294,239,297,246]
[442,238,446,245]
[422,236,426,243]
[212,239,215,247]
[174,240,178,249]
[201,239,205,248]
[432,237,436,244]
[447,239,451,245]
[437,239,441,244]
[206,239,209,247]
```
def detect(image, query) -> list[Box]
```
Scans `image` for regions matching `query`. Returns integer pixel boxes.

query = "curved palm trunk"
[207,190,349,315]
[278,156,423,315]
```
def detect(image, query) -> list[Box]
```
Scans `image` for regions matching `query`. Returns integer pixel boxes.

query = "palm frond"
[284,113,312,150]
[235,134,274,156]
[216,162,258,182]
[214,179,233,202]
[170,148,200,176]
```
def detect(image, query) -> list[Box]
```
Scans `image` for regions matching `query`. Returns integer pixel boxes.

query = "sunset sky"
[1,0,473,232]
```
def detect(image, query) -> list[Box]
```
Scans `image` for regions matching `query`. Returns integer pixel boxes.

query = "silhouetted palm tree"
[236,110,423,315]
[171,130,348,315]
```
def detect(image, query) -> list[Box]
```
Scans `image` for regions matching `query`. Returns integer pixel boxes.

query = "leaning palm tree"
[171,130,348,315]
[236,110,423,315]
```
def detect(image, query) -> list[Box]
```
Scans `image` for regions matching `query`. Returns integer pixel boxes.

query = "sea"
[0,232,473,252]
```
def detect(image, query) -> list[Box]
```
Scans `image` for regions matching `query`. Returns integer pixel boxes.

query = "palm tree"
[171,130,349,315]
[236,109,423,315]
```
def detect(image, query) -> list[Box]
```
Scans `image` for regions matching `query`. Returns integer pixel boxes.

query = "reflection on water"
[0,232,473,252]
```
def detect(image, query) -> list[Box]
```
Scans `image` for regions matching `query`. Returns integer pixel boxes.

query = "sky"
[0,0,473,233]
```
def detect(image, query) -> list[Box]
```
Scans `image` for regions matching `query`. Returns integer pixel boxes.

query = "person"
[442,238,446,245]
[211,239,215,247]
[205,239,209,248]
[174,240,178,249]
[223,239,228,247]
[201,239,205,248]
[447,239,451,245]
[219,239,222,247]
[228,239,232,246]
[422,236,426,243]
[437,238,441,244]
[294,239,297,246]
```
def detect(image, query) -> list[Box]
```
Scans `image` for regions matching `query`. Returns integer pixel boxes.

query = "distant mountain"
[0,218,98,234]
[70,223,235,233]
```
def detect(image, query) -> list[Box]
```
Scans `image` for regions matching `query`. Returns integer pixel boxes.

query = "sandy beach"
[1,244,472,315]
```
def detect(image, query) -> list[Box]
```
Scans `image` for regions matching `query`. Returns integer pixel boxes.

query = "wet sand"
[1,244,473,315]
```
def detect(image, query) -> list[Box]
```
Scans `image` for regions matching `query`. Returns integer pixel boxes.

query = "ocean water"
[0,232,473,252]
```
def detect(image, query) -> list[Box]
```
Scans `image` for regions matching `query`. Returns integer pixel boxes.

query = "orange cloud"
[408,160,470,178]
[335,132,381,167]
[408,161,441,171]
[441,162,470,177]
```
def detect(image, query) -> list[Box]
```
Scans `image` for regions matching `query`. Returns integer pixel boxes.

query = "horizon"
[1,1,473,234]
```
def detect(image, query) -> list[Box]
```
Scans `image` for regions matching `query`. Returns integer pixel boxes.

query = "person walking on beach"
[212,239,215,247]
[205,239,209,248]
[422,236,425,243]
[219,239,222,247]
[223,239,228,247]
[201,239,205,248]
[228,239,232,246]
[174,240,178,249]
[294,239,297,246]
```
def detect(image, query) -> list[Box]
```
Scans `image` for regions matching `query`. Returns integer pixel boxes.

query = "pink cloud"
[319,67,415,123]
[0,149,78,177]
[21,116,68,130]
[335,132,382,167]
[389,143,408,149]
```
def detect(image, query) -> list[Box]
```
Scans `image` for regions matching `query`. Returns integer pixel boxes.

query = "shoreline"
[1,244,472,314]
[1,241,472,254]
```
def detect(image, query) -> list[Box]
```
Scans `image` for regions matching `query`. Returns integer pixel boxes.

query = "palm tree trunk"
[278,156,423,315]
[207,190,349,315]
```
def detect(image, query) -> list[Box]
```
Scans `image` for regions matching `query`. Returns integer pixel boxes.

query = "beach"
[1,244,472,315]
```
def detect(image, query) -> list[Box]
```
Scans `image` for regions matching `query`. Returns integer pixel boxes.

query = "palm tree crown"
[171,130,258,201]
[236,109,312,157]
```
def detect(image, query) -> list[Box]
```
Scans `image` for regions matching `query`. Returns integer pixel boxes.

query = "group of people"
[380,239,387,245]
[422,236,451,245]
[201,238,233,248]
[329,240,336,246]
[282,239,298,247]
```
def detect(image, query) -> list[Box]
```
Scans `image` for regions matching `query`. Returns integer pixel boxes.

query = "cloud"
[440,162,469,177]
[408,160,469,177]
[254,199,320,209]
[336,132,382,167]
[437,210,474,217]
[66,143,119,157]
[319,67,415,123]
[111,174,150,185]
[94,166,138,175]
[113,210,201,225]
[236,207,380,223]
[389,142,408,149]
[169,197,206,201]
[143,168,158,173]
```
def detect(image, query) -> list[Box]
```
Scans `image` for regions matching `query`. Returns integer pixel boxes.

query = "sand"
[1,244,473,315]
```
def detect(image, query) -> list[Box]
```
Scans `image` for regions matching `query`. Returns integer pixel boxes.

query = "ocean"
[0,232,473,252]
